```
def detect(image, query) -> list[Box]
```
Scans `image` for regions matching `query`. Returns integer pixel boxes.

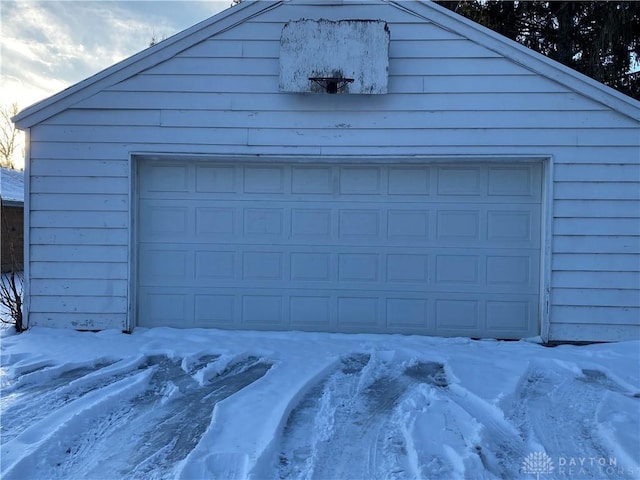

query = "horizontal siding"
[552,306,639,325]
[554,218,640,235]
[30,158,130,176]
[552,271,639,290]
[552,254,640,272]
[549,323,639,342]
[553,288,640,307]
[214,19,465,41]
[31,176,129,194]
[29,313,127,330]
[177,38,503,60]
[554,182,640,200]
[27,143,640,164]
[554,164,640,182]
[31,194,127,211]
[105,73,572,95]
[30,228,128,245]
[31,125,640,148]
[553,236,640,254]
[31,211,128,228]
[48,108,628,130]
[30,296,127,314]
[145,56,530,77]
[554,200,640,218]
[30,278,128,296]
[30,245,128,262]
[75,91,606,112]
[27,1,639,339]
[30,262,128,279]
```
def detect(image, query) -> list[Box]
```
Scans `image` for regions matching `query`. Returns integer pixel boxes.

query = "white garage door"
[137,160,542,338]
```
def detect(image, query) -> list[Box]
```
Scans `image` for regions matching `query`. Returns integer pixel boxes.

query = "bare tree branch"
[0,103,20,169]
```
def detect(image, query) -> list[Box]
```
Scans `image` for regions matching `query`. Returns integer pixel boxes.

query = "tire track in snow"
[505,361,640,478]
[395,362,531,480]
[277,356,535,480]
[3,355,271,479]
[1,359,119,444]
[52,354,270,480]
[277,355,454,480]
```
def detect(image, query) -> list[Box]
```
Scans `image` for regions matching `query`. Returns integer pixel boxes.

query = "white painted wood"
[74,91,608,112]
[554,218,640,236]
[30,228,128,246]
[136,160,542,338]
[31,194,127,211]
[22,128,31,329]
[552,254,640,272]
[553,288,640,307]
[30,278,128,296]
[549,323,638,342]
[552,271,640,289]
[30,296,127,313]
[19,0,639,340]
[552,306,640,325]
[29,313,127,330]
[32,124,639,148]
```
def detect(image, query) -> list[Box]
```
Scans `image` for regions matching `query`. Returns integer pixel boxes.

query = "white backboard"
[280,19,389,94]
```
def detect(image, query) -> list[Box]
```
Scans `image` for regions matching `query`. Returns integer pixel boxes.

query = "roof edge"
[13,1,283,129]
[393,0,640,122]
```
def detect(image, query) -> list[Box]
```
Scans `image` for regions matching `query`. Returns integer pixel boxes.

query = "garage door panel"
[196,207,236,235]
[243,166,286,193]
[339,166,380,194]
[388,167,430,195]
[488,166,539,197]
[195,294,235,327]
[291,166,333,194]
[138,161,542,338]
[242,295,284,327]
[243,208,284,237]
[386,298,429,328]
[196,165,236,193]
[290,296,332,327]
[195,251,236,279]
[437,166,483,196]
[435,299,480,330]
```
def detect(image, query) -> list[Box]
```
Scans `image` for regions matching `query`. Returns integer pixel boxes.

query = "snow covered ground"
[1,327,638,480]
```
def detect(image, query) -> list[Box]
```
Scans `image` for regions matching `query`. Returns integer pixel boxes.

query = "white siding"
[27,2,639,340]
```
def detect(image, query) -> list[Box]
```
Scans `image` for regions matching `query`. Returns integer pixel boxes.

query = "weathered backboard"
[279,19,389,94]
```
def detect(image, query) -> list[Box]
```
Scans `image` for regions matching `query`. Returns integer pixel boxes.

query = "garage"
[13,0,638,341]
[137,159,542,338]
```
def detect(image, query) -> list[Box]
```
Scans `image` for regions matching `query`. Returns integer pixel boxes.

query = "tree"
[436,1,640,100]
[0,103,20,169]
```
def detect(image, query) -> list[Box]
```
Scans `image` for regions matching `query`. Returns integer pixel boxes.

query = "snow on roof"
[0,167,25,205]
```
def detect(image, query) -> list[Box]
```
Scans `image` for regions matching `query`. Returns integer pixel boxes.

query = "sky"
[1,1,231,109]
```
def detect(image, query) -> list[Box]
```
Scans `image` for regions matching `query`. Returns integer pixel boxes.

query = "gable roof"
[14,0,640,128]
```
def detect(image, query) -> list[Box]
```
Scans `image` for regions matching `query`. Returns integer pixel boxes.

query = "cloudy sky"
[1,1,230,111]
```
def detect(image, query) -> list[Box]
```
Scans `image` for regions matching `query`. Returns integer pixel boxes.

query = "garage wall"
[27,2,640,339]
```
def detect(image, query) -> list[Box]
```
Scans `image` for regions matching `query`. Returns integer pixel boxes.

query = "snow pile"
[1,327,638,479]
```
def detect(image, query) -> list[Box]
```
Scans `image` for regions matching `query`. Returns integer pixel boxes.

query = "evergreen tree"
[437,1,640,99]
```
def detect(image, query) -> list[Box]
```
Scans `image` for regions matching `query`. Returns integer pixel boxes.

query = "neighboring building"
[0,167,24,273]
[12,0,640,341]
